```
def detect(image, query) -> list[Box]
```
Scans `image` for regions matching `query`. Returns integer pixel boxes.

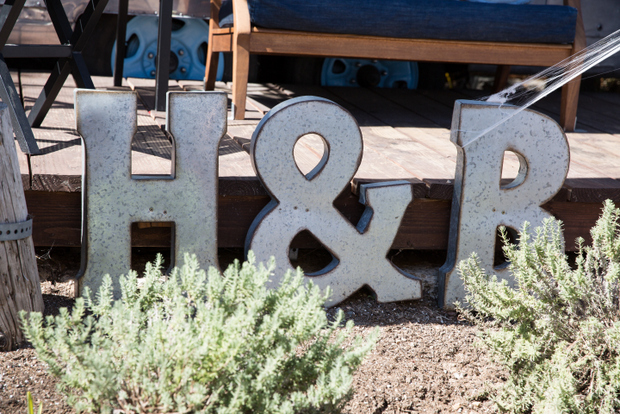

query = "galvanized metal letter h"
[75,90,226,297]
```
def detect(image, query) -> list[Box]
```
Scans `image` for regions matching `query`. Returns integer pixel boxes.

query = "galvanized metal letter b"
[439,100,570,308]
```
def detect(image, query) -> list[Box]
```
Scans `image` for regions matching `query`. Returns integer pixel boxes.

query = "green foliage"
[21,252,377,414]
[458,200,620,414]
[26,391,42,414]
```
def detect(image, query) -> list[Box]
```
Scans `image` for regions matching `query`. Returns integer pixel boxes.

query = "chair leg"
[492,65,510,94]
[204,24,219,91]
[231,40,249,120]
[204,47,219,91]
[560,75,581,132]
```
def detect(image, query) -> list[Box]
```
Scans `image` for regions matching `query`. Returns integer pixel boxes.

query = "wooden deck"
[15,71,620,251]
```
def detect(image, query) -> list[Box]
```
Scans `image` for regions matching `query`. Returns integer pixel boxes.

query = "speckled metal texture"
[246,96,422,307]
[439,100,569,309]
[0,217,32,241]
[76,90,226,297]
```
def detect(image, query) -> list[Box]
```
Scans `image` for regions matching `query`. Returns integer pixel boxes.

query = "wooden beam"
[25,188,609,252]
[243,29,573,66]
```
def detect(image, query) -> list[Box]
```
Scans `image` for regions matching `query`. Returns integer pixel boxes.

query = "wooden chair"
[204,0,585,131]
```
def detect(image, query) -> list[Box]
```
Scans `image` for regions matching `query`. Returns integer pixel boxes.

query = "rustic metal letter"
[439,100,569,308]
[246,96,421,306]
[76,90,226,297]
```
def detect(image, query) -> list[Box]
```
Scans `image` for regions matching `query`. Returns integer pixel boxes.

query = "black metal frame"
[113,0,172,112]
[113,0,128,87]
[155,0,173,112]
[0,0,109,154]
[0,0,39,154]
[0,0,174,155]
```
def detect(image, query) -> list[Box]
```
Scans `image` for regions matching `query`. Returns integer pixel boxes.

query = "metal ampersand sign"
[246,96,422,306]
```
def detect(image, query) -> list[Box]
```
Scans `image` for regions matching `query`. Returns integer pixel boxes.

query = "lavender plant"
[22,252,377,414]
[458,200,620,414]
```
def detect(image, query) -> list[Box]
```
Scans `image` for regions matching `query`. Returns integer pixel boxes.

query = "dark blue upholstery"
[220,0,577,45]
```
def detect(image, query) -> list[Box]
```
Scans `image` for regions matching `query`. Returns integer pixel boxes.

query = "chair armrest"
[232,0,251,36]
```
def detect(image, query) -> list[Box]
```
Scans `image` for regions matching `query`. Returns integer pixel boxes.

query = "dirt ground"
[0,248,506,414]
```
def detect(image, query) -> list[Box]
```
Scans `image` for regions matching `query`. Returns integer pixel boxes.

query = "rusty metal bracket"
[0,216,32,241]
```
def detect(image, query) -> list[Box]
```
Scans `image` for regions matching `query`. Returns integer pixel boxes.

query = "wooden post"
[0,103,43,351]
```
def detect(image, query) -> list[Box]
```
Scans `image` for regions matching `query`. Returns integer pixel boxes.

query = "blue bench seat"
[238,0,577,45]
[206,0,584,131]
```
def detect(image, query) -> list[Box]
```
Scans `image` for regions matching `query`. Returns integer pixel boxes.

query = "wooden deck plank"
[21,74,256,189]
[177,79,204,91]
[245,83,293,113]
[280,85,422,182]
[227,85,429,193]
[457,90,620,183]
[561,130,620,185]
[327,87,457,180]
[228,120,327,178]
[415,87,619,182]
[526,91,608,134]
[561,93,620,134]
[22,73,82,191]
[329,87,541,186]
[26,189,603,252]
[95,78,177,177]
[362,125,456,180]
[21,74,174,189]
[208,81,269,121]
[22,72,75,128]
[179,79,290,116]
[456,87,571,129]
[361,87,620,202]
[376,88,455,129]
[221,123,260,178]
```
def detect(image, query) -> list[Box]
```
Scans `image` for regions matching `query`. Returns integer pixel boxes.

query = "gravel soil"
[0,249,506,414]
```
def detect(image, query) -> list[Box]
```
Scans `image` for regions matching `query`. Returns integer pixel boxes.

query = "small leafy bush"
[22,252,377,414]
[458,200,620,414]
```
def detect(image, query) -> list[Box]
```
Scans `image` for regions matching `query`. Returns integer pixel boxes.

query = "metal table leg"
[113,0,129,87]
[0,0,40,154]
[28,0,109,128]
[155,0,173,112]
[0,56,40,154]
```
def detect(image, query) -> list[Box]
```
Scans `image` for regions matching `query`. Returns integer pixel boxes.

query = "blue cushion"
[231,0,576,44]
[219,0,234,27]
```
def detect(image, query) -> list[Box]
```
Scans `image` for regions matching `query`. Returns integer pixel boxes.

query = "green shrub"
[21,252,377,414]
[458,200,620,414]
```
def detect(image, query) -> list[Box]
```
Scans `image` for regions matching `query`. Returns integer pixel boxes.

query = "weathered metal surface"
[155,0,172,111]
[76,90,226,297]
[246,96,422,307]
[438,100,570,309]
